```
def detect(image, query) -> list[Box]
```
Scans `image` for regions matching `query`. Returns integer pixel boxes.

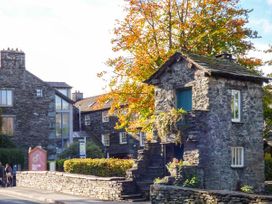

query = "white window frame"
[36,89,43,97]
[231,147,244,168]
[139,132,146,147]
[231,90,241,122]
[1,115,14,136]
[101,134,110,146]
[119,132,127,144]
[102,111,109,123]
[0,89,13,107]
[84,114,91,126]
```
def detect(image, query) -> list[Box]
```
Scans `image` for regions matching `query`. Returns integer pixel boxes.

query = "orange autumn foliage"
[98,0,262,134]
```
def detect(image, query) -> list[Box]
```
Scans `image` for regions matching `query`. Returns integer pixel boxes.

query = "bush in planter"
[56,159,67,172]
[0,134,16,148]
[64,158,134,177]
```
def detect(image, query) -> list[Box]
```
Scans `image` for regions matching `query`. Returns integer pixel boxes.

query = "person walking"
[0,162,4,187]
[5,163,13,187]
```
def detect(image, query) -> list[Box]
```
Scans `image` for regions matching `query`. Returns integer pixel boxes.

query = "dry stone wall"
[150,184,272,204]
[16,171,134,200]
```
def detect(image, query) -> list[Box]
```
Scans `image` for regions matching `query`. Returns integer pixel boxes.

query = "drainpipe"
[79,105,82,132]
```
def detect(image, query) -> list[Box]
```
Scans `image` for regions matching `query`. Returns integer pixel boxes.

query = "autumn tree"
[99,0,261,134]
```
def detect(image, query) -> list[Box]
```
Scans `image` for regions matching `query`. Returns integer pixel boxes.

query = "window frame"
[231,147,244,168]
[84,114,91,126]
[101,134,110,146]
[0,89,13,107]
[1,115,15,136]
[139,132,146,147]
[231,90,241,122]
[102,110,109,123]
[119,132,127,144]
[175,87,193,112]
[36,89,43,97]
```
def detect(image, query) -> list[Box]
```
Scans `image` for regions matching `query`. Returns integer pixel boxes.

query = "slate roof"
[46,82,72,88]
[145,52,270,84]
[74,94,112,112]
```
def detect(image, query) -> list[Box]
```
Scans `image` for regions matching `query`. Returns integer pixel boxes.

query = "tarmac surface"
[0,187,150,204]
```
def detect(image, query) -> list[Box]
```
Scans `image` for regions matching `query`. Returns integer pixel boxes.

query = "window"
[102,111,109,123]
[231,90,241,122]
[56,112,70,139]
[231,147,244,168]
[0,89,13,107]
[101,134,110,146]
[55,95,69,110]
[176,88,192,111]
[119,132,127,144]
[57,89,68,97]
[84,115,91,126]
[1,116,14,136]
[36,89,43,97]
[139,132,146,147]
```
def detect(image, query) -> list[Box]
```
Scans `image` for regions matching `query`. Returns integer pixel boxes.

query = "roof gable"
[145,52,270,85]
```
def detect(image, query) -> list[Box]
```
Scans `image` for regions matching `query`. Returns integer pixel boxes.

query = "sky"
[0,0,271,98]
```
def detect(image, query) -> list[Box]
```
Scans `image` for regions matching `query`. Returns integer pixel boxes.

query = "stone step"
[121,193,146,202]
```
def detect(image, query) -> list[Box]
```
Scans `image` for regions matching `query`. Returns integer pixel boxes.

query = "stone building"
[0,49,74,162]
[144,52,269,191]
[74,94,146,158]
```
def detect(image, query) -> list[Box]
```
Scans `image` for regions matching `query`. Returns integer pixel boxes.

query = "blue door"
[176,88,192,111]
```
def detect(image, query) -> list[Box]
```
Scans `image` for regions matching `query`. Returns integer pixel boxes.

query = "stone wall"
[150,184,272,204]
[150,55,265,192]
[16,171,135,200]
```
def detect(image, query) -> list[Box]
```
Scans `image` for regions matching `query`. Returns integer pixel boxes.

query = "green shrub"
[0,134,16,148]
[240,185,254,194]
[0,148,24,166]
[154,177,168,184]
[183,176,200,188]
[265,153,272,180]
[64,158,134,177]
[59,141,104,159]
[56,159,67,172]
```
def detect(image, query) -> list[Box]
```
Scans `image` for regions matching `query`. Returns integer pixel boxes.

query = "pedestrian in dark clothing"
[0,162,4,187]
[5,163,13,187]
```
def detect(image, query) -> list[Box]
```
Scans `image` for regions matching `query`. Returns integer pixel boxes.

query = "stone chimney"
[215,52,235,62]
[72,91,83,102]
[0,48,25,69]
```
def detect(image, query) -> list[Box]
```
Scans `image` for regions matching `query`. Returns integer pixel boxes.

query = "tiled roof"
[145,52,270,84]
[46,82,72,88]
[74,94,112,112]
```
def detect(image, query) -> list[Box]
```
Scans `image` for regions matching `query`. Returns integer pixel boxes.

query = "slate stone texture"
[147,54,265,192]
[0,49,57,161]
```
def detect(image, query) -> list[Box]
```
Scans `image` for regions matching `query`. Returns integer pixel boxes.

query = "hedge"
[64,158,134,177]
[0,148,24,166]
[265,153,272,180]
[56,159,66,172]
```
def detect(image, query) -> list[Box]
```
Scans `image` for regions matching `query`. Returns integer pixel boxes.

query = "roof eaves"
[55,90,74,104]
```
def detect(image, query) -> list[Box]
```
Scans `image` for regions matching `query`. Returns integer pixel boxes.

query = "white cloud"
[252,19,272,34]
[0,0,126,97]
[267,0,272,6]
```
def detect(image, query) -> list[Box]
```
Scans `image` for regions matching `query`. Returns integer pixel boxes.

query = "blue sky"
[0,0,270,97]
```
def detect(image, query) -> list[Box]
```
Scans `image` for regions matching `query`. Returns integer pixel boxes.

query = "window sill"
[231,121,244,124]
[231,166,244,169]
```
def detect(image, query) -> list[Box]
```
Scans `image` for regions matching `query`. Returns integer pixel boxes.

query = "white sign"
[79,139,86,158]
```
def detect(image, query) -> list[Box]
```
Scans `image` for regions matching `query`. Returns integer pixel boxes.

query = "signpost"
[28,146,47,171]
[79,137,86,158]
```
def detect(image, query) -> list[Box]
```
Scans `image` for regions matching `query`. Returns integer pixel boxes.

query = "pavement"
[0,187,150,204]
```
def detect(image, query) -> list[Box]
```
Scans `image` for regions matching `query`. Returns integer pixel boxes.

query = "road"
[0,192,43,204]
